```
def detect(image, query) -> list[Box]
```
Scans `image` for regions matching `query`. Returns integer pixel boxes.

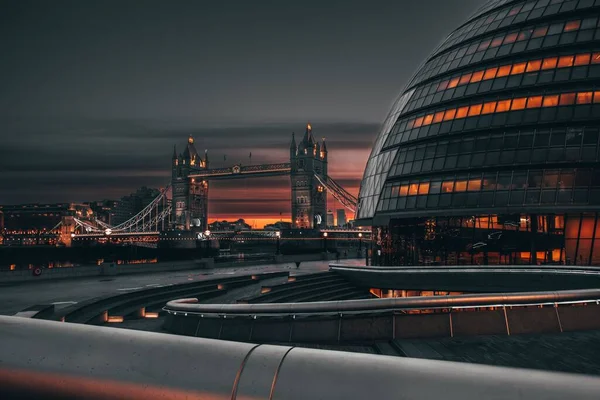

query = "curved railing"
[1,316,600,399]
[164,288,600,317]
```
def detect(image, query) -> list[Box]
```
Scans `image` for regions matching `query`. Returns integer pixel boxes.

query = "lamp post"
[323,232,328,253]
[275,231,281,255]
[204,230,211,256]
[358,232,363,255]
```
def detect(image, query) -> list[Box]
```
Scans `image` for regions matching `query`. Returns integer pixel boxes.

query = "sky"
[0,0,485,227]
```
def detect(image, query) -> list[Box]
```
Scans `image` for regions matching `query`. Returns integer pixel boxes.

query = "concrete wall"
[0,253,345,284]
[164,304,600,344]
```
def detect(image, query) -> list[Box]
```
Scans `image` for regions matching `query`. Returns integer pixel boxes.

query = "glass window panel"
[458,73,472,85]
[443,108,457,120]
[564,20,581,32]
[442,181,454,193]
[511,97,527,110]
[468,179,482,191]
[558,55,575,67]
[496,65,512,77]
[574,53,591,66]
[503,32,518,44]
[511,62,527,74]
[468,104,482,116]
[481,101,497,114]
[483,67,498,79]
[542,94,559,107]
[470,70,485,82]
[418,182,430,195]
[447,77,460,88]
[577,92,593,104]
[433,111,445,123]
[542,57,558,69]
[423,114,434,125]
[409,183,419,195]
[454,180,468,192]
[527,96,543,108]
[532,26,548,38]
[559,93,576,105]
[496,99,512,112]
[592,53,600,64]
[399,185,409,196]
[526,59,542,72]
[456,106,469,118]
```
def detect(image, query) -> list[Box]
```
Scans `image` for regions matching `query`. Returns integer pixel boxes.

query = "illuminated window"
[468,104,482,116]
[458,73,472,85]
[490,36,504,47]
[559,93,576,105]
[418,182,430,195]
[574,53,591,66]
[525,60,541,72]
[455,106,469,119]
[433,111,445,123]
[558,55,574,68]
[541,57,558,70]
[447,77,460,88]
[413,116,424,127]
[576,92,593,104]
[542,95,559,107]
[468,179,482,191]
[470,70,484,82]
[593,53,600,64]
[511,62,526,74]
[526,96,542,108]
[406,120,414,129]
[483,67,498,80]
[438,80,449,91]
[503,32,518,44]
[478,39,491,51]
[564,20,581,32]
[511,98,527,110]
[454,181,467,192]
[594,91,600,103]
[517,29,533,41]
[481,101,497,114]
[532,26,548,38]
[496,65,511,77]
[408,183,419,195]
[443,109,457,121]
[423,114,434,125]
[441,181,454,193]
[496,99,512,112]
[399,186,409,196]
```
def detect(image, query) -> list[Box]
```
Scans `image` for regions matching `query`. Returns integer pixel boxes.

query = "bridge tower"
[290,124,328,229]
[171,135,209,231]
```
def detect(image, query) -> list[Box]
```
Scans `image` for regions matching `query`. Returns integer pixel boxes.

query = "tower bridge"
[171,123,357,232]
[69,124,358,240]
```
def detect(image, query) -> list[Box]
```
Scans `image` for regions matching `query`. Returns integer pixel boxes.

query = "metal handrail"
[1,316,599,399]
[164,288,600,317]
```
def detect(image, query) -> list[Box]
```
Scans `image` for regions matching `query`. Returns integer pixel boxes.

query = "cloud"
[0,117,373,211]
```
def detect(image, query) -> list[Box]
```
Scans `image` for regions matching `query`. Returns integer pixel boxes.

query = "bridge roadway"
[0,259,362,316]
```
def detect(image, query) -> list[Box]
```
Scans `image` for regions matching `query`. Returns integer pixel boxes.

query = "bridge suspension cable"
[314,174,358,213]
[106,185,172,233]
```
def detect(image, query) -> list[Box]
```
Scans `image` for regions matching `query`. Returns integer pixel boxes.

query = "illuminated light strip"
[407,90,600,130]
[144,312,159,319]
[107,316,124,323]
[436,52,600,92]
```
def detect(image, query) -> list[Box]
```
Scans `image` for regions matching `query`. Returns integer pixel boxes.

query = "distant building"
[209,219,252,231]
[0,203,92,246]
[337,209,347,227]
[326,210,334,227]
[111,187,161,226]
[86,200,119,225]
[264,221,292,231]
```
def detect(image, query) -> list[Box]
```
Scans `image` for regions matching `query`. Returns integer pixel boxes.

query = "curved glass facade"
[357,0,600,266]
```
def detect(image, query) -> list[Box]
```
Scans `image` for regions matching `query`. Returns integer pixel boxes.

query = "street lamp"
[358,232,363,255]
[323,231,328,252]
[275,231,281,255]
[204,230,211,255]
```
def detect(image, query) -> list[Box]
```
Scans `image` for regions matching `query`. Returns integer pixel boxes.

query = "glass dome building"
[357,0,600,266]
